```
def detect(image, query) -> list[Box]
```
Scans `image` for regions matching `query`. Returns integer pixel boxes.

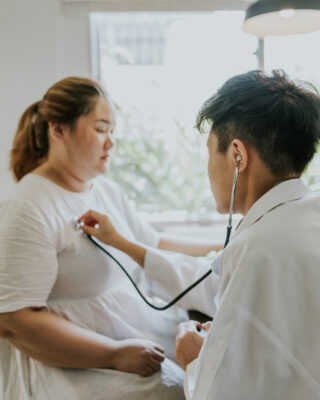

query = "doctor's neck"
[236,156,300,216]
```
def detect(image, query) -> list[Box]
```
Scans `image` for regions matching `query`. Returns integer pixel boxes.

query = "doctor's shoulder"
[222,199,318,288]
[221,219,288,278]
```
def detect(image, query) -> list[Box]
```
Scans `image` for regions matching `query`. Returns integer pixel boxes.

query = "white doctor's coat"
[144,179,320,400]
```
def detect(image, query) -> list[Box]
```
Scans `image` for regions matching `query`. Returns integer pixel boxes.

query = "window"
[90,11,257,220]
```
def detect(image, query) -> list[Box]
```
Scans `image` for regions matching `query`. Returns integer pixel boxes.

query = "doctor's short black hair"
[196,70,320,176]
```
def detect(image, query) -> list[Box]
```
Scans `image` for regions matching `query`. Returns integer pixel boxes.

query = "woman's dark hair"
[196,70,320,176]
[10,77,107,181]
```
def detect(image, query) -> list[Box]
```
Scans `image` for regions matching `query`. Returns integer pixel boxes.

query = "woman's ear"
[48,122,65,141]
[230,139,248,172]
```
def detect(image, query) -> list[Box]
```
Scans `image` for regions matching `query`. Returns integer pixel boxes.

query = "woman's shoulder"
[9,174,58,200]
[2,174,61,218]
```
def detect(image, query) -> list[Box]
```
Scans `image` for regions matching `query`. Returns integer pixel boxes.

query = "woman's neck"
[32,161,92,193]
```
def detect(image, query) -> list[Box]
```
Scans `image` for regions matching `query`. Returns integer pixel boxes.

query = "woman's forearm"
[4,307,118,368]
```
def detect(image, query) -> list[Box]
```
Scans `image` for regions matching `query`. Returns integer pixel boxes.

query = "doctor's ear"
[230,139,248,172]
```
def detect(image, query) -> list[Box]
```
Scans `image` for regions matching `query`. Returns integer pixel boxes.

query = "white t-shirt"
[0,174,186,400]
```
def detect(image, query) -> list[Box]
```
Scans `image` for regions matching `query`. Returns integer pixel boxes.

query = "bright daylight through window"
[265,31,320,190]
[90,11,320,221]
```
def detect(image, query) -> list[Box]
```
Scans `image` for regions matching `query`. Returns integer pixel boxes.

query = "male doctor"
[80,70,320,399]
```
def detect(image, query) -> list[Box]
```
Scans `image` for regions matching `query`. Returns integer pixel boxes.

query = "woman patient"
[0,77,220,400]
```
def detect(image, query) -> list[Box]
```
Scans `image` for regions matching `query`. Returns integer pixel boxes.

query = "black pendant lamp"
[242,0,320,38]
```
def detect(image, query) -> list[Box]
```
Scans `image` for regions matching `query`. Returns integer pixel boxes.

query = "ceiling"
[61,0,255,13]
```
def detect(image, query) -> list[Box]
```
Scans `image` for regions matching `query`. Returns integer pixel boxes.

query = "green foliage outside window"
[109,106,215,214]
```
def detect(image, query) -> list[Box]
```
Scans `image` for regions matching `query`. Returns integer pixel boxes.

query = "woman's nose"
[104,133,114,150]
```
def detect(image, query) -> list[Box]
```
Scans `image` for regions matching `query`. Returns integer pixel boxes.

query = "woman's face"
[207,132,234,214]
[63,96,115,181]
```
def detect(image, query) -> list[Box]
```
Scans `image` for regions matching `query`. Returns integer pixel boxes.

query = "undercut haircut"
[196,70,320,176]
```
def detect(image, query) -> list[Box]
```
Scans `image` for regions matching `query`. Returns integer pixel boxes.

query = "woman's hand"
[113,339,165,377]
[175,320,211,370]
[78,210,121,247]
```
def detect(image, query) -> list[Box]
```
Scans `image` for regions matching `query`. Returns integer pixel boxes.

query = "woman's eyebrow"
[94,119,111,125]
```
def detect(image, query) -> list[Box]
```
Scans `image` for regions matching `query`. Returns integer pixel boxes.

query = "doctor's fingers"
[79,210,115,232]
[78,209,103,226]
[202,321,212,331]
[177,320,199,337]
[79,211,118,239]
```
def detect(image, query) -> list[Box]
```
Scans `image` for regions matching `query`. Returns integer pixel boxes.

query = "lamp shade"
[242,0,320,38]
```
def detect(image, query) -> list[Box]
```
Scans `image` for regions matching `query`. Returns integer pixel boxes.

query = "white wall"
[0,0,91,201]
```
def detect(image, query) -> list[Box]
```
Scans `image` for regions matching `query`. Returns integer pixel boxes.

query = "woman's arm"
[158,234,223,256]
[0,307,164,376]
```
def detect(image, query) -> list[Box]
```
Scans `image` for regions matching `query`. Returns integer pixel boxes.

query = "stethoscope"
[84,155,241,311]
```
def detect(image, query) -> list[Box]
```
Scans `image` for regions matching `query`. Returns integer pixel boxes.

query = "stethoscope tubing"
[87,234,212,310]
[86,166,239,310]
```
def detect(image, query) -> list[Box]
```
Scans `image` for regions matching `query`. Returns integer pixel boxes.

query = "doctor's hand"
[175,320,211,370]
[113,338,165,377]
[78,210,121,248]
[79,209,147,268]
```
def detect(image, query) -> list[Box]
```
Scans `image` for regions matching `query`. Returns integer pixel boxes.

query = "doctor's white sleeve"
[144,247,220,317]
